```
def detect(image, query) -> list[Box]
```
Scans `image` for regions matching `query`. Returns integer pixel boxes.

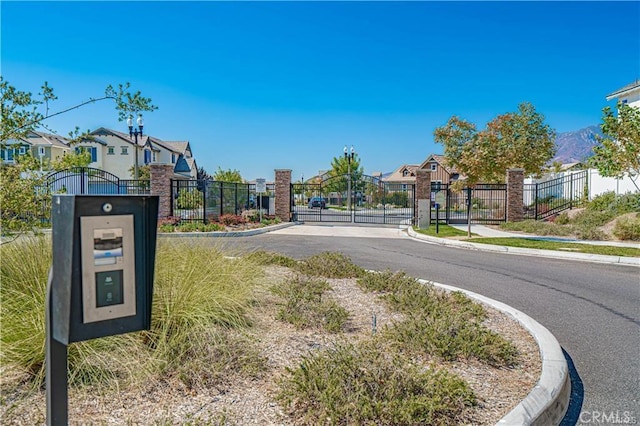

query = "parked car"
[308,197,326,209]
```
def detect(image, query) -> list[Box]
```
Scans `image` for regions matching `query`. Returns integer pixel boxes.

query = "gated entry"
[431,183,507,225]
[291,174,415,224]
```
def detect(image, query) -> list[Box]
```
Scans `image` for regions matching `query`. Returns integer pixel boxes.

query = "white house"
[606,79,640,108]
[87,128,198,179]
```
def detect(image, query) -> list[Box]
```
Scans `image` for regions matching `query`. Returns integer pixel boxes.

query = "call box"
[49,195,158,344]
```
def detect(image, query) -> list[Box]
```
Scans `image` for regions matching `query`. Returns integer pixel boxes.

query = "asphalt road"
[206,225,639,424]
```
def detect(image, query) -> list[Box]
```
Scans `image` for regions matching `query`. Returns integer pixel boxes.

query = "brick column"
[150,164,174,219]
[275,169,292,222]
[415,168,431,227]
[506,168,525,222]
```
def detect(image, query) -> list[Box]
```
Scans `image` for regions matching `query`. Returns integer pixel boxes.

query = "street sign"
[256,178,266,194]
[435,192,446,205]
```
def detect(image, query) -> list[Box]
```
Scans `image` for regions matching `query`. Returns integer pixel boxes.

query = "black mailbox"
[49,195,158,344]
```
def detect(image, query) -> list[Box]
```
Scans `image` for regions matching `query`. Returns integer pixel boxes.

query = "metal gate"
[44,167,149,195]
[291,174,415,225]
[431,183,507,225]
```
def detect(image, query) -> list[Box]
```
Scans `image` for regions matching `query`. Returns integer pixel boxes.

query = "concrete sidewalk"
[449,224,640,248]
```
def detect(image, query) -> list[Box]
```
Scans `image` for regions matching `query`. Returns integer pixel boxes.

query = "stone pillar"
[506,168,525,222]
[415,168,432,227]
[275,169,292,222]
[150,164,174,219]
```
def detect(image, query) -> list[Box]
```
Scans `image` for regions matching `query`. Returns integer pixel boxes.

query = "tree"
[197,166,211,181]
[590,101,640,191]
[212,167,244,183]
[324,154,364,198]
[127,164,150,180]
[0,79,157,239]
[433,102,556,186]
[1,78,156,145]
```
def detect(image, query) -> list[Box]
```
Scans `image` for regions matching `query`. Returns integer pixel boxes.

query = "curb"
[157,221,298,238]
[421,279,570,426]
[406,227,640,267]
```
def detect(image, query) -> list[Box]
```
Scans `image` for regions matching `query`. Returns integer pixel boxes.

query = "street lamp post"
[127,114,144,180]
[344,145,355,212]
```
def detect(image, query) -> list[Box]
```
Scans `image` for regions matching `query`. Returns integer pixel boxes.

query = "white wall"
[588,169,638,198]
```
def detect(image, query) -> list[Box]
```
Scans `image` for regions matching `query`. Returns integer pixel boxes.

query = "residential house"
[1,130,71,168]
[86,128,198,179]
[418,154,461,186]
[382,164,419,186]
[606,79,640,108]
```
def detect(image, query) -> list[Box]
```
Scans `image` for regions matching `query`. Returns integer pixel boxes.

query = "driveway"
[214,224,640,425]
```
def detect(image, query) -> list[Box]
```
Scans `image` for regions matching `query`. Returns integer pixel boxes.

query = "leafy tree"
[590,101,640,191]
[127,164,150,180]
[324,154,364,197]
[197,166,211,181]
[0,78,156,239]
[433,102,556,186]
[212,167,244,183]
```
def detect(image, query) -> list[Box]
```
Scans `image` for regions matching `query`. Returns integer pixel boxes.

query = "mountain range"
[552,125,603,164]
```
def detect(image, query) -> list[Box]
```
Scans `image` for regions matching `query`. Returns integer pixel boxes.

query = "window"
[144,149,151,164]
[171,153,176,164]
[38,146,46,156]
[402,169,409,177]
[107,146,115,155]
[76,146,97,162]
[18,147,26,155]
[430,163,437,171]
[152,152,157,162]
[7,148,14,161]
[121,146,128,155]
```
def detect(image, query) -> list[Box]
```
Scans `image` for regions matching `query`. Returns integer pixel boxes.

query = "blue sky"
[2,1,639,181]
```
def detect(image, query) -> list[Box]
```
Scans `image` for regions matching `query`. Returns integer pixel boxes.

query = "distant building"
[606,79,640,108]
[1,130,71,168]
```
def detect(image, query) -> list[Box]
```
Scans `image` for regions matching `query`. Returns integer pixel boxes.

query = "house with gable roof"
[382,164,419,186]
[1,130,71,167]
[606,79,640,108]
[86,128,197,179]
[418,154,461,185]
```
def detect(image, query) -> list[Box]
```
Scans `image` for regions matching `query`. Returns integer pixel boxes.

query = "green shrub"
[1,238,264,390]
[359,274,518,367]
[296,252,366,278]
[176,189,203,209]
[245,250,297,268]
[272,276,349,333]
[358,270,418,293]
[588,191,640,215]
[0,237,143,389]
[554,212,570,225]
[278,340,476,425]
[613,214,640,241]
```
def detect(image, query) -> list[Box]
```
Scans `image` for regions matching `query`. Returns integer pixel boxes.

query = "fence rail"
[171,179,275,223]
[524,170,587,220]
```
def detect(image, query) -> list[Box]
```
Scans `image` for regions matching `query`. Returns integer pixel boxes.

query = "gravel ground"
[0,266,541,425]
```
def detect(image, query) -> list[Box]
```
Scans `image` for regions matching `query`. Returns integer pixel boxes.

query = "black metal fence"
[291,175,415,224]
[171,179,275,223]
[431,183,507,225]
[524,170,588,220]
[34,167,150,225]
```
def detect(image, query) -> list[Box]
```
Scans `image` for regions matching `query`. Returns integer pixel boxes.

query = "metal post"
[46,271,68,426]
[134,132,139,181]
[202,180,207,224]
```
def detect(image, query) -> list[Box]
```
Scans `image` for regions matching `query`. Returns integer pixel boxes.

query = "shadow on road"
[560,348,584,426]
